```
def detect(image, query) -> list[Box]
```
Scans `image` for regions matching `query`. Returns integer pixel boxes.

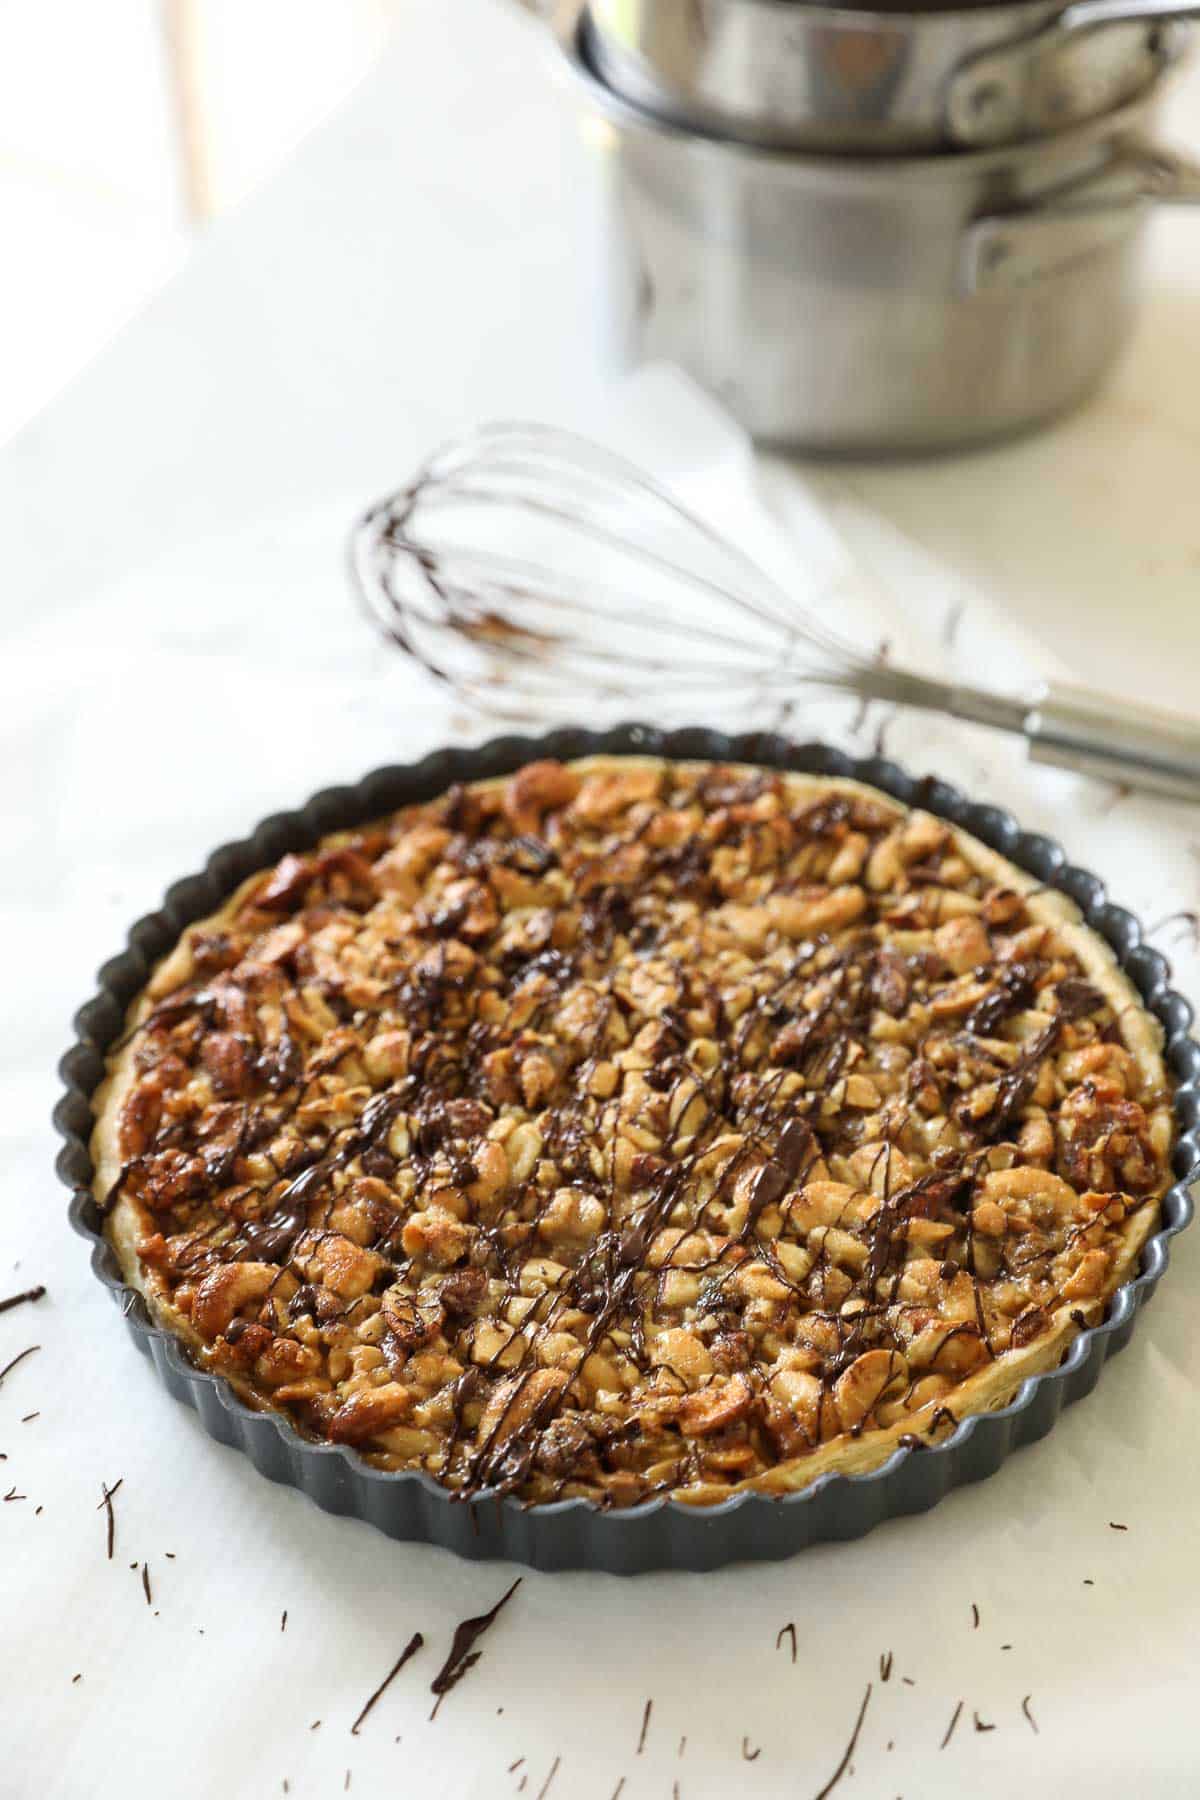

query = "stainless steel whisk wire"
[350,422,1200,802]
[353,423,868,695]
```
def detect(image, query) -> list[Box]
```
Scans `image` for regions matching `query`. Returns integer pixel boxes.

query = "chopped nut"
[193,1262,278,1340]
[401,1209,472,1268]
[327,1383,413,1445]
[678,1375,754,1436]
[834,1350,907,1431]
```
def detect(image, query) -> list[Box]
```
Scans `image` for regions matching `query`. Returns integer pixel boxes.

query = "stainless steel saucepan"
[546,6,1200,450]
[581,0,1197,151]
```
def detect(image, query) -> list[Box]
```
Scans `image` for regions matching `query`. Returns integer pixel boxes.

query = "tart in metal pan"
[56,726,1199,1572]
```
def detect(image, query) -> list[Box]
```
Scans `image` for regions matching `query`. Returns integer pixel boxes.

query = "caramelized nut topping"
[102,760,1172,1506]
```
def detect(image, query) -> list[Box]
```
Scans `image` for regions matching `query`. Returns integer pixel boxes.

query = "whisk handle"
[871,668,1200,802]
[1021,680,1200,803]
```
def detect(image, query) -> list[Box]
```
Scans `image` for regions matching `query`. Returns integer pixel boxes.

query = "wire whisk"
[349,422,1200,803]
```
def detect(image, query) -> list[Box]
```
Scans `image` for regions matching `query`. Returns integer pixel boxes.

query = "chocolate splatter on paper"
[812,1684,872,1800]
[940,1701,963,1750]
[1148,911,1199,948]
[0,1344,40,1386]
[98,1478,123,1560]
[0,1286,45,1317]
[430,1579,521,1718]
[351,1632,424,1735]
[535,1756,560,1800]
[637,1700,652,1755]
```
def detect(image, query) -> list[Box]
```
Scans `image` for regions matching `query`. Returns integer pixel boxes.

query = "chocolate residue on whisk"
[429,1578,521,1717]
[460,611,558,651]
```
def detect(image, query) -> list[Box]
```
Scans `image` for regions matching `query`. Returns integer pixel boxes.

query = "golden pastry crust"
[94,757,1174,1507]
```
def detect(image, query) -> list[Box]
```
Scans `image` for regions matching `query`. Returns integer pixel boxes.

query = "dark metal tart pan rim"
[54,724,1200,1573]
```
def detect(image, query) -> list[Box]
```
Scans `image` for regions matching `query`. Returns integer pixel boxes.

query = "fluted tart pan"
[55,725,1199,1572]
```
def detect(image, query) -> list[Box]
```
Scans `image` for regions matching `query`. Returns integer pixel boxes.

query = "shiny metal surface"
[350,424,1200,797]
[556,24,1200,451]
[1025,682,1200,796]
[947,0,1200,144]
[583,0,1194,151]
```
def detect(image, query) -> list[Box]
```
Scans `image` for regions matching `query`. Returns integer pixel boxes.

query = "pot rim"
[587,0,1117,20]
[557,0,1164,180]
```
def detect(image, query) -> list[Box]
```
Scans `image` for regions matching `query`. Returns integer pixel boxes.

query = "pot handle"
[962,139,1200,293]
[947,0,1198,146]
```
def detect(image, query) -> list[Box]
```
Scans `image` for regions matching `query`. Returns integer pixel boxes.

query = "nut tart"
[94,758,1173,1508]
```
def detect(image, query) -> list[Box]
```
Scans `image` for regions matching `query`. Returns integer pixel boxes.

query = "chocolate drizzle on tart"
[95,758,1173,1508]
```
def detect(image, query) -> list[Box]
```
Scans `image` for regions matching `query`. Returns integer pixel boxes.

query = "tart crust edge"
[91,757,1170,1496]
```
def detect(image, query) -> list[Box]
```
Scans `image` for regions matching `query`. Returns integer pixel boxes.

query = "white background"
[3,2,1200,1796]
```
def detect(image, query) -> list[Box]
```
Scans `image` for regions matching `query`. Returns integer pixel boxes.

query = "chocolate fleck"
[637,1699,652,1755]
[812,1684,872,1800]
[0,1285,45,1317]
[940,1701,963,1750]
[430,1579,520,1717]
[98,1478,123,1560]
[535,1756,560,1800]
[0,1344,40,1386]
[351,1631,424,1735]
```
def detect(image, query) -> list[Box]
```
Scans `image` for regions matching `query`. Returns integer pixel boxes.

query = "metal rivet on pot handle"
[946,0,1200,148]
